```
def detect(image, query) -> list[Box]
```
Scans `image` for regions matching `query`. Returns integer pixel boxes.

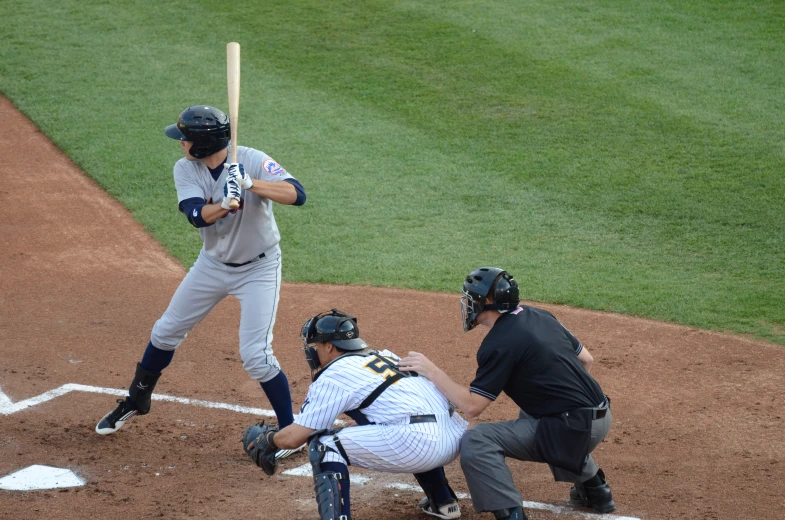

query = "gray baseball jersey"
[173,145,294,264]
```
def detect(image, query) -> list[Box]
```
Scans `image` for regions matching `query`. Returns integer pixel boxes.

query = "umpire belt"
[223,252,265,268]
[409,404,456,424]
[588,396,611,420]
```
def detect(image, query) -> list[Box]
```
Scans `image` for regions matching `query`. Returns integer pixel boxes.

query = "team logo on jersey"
[263,159,287,176]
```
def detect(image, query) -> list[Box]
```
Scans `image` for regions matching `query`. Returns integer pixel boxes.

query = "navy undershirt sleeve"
[178,197,211,228]
[283,178,307,206]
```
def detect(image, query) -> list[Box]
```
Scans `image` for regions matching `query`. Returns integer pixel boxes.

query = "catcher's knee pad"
[308,432,350,520]
[128,363,161,415]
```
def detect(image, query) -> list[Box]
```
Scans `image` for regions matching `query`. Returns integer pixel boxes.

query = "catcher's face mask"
[301,316,323,379]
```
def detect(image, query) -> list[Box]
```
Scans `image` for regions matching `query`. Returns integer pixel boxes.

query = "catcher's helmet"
[164,105,230,159]
[301,309,367,378]
[461,267,520,332]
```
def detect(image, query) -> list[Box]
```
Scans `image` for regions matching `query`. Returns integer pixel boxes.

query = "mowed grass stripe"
[1,0,783,342]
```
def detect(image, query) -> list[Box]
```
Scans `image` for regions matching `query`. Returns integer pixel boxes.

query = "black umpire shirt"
[469,305,605,418]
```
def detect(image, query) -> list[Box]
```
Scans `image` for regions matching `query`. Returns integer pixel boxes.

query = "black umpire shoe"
[570,469,617,514]
[492,506,528,520]
[95,398,138,435]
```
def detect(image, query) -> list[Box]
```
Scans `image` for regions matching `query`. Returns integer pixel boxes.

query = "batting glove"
[221,178,242,210]
[226,162,253,190]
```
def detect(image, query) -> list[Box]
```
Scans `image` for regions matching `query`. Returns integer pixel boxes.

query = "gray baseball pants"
[150,246,282,383]
[459,407,612,512]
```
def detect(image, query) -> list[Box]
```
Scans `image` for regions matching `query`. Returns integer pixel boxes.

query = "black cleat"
[570,469,617,514]
[95,398,138,435]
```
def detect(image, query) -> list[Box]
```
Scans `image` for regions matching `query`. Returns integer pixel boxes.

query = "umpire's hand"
[399,352,437,380]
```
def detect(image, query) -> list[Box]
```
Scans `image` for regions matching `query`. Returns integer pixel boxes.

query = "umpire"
[400,267,616,520]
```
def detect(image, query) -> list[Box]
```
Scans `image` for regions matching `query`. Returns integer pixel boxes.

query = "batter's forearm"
[247,180,297,205]
[201,203,231,224]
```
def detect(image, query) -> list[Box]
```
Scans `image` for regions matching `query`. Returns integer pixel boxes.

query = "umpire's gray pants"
[459,408,612,513]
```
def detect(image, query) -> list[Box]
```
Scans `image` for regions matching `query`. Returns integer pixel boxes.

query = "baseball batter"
[96,106,306,459]
[241,309,468,520]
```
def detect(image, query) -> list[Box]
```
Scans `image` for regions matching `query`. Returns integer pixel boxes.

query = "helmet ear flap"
[491,273,520,311]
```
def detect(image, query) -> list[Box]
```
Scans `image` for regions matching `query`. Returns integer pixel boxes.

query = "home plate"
[0,465,85,491]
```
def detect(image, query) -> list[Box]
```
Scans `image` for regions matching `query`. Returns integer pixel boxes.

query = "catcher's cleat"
[96,398,138,435]
[418,496,461,519]
[275,443,306,460]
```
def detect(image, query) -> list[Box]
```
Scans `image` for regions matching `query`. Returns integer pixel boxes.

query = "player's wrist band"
[266,431,278,450]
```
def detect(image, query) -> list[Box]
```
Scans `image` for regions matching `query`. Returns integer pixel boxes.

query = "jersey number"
[364,357,402,382]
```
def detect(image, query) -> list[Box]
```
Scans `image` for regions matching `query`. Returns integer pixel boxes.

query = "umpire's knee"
[459,426,491,470]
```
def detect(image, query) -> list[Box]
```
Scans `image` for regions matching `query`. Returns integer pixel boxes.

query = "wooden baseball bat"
[227,42,241,210]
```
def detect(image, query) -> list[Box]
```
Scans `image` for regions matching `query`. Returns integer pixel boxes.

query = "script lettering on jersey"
[364,356,401,382]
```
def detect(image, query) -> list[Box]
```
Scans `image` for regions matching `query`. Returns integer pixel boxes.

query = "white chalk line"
[0,384,639,519]
[0,383,276,417]
[282,463,639,520]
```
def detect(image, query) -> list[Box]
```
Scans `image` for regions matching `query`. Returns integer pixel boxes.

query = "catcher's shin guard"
[128,363,161,415]
[308,431,350,520]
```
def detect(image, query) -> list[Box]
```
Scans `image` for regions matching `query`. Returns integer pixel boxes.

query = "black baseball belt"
[409,403,456,424]
[223,251,265,268]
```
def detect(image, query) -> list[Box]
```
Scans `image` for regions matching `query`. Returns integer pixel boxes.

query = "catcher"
[242,309,468,520]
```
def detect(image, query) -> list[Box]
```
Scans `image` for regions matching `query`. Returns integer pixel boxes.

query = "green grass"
[2,0,784,343]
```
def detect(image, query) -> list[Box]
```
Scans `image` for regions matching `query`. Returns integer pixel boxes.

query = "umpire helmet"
[164,105,231,159]
[461,267,520,332]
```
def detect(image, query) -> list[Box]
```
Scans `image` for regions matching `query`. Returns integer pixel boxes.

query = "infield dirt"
[1,96,783,520]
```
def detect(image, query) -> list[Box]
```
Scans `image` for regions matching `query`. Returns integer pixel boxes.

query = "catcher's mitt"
[242,421,279,476]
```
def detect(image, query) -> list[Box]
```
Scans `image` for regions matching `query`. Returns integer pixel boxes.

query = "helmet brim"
[330,338,367,351]
[164,124,186,140]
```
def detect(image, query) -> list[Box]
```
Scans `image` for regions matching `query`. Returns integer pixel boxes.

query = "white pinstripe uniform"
[150,145,293,383]
[295,350,468,473]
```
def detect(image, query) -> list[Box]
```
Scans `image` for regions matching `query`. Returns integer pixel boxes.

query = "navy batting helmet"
[165,105,230,159]
[461,267,520,332]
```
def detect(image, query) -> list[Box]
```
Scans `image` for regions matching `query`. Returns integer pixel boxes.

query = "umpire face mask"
[461,289,482,332]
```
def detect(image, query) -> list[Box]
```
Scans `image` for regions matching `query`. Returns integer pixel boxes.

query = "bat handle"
[228,198,240,210]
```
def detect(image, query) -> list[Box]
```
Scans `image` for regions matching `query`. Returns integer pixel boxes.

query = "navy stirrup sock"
[321,462,351,515]
[415,466,453,505]
[260,371,295,428]
[140,341,175,372]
